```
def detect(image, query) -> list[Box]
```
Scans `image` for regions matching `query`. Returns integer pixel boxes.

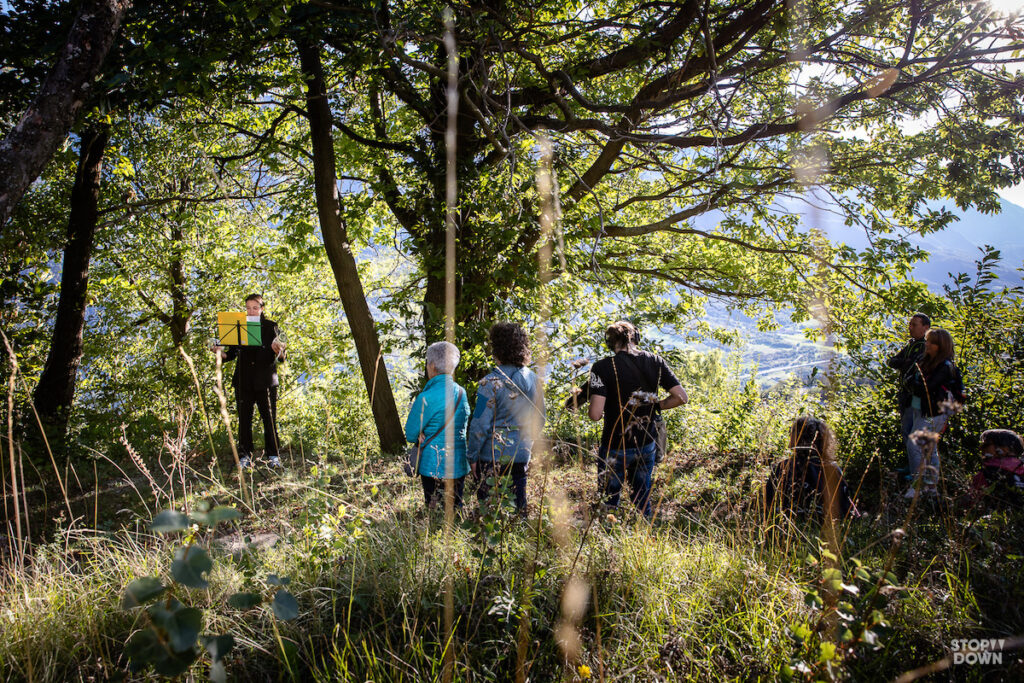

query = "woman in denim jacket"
[405,341,470,509]
[467,323,545,513]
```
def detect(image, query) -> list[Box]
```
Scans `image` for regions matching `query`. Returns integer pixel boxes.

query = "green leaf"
[210,660,227,683]
[148,601,202,653]
[822,567,843,591]
[227,592,263,609]
[191,506,241,527]
[200,633,235,663]
[153,648,198,676]
[266,573,291,586]
[124,628,165,668]
[151,510,190,533]
[818,641,837,663]
[122,577,165,608]
[272,589,299,620]
[171,546,213,589]
[791,623,812,642]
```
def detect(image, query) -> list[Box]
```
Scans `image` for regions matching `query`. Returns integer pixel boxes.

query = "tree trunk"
[297,39,406,454]
[33,125,109,430]
[0,0,130,229]
[168,221,191,348]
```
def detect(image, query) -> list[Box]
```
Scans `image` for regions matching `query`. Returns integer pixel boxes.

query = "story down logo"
[950,639,1005,666]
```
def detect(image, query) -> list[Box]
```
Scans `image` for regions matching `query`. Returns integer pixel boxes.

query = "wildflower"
[626,390,658,407]
[577,664,592,679]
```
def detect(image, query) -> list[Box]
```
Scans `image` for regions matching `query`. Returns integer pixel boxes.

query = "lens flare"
[989,0,1024,15]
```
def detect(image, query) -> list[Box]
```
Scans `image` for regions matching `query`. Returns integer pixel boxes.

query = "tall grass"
[3,440,1014,682]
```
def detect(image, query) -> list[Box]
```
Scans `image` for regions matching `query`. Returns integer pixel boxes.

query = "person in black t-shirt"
[587,321,688,518]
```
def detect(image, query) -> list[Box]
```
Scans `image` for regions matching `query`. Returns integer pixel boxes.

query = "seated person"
[969,429,1024,506]
[765,416,860,519]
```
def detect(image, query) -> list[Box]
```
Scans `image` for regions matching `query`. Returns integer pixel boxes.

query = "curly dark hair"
[489,322,531,367]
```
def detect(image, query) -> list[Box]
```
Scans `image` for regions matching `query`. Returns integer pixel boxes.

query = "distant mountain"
[672,197,1024,383]
[725,195,1024,288]
[906,199,1024,286]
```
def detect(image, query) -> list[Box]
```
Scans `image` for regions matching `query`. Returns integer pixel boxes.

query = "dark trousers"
[900,406,918,442]
[476,461,528,512]
[421,475,465,509]
[237,385,279,458]
[604,441,657,519]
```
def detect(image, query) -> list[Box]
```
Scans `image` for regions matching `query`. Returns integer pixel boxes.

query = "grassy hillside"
[2,426,1021,681]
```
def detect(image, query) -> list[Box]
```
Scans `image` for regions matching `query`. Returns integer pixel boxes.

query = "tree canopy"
[2,0,1023,451]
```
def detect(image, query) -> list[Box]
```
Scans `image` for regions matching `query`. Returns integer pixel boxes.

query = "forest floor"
[2,439,1023,681]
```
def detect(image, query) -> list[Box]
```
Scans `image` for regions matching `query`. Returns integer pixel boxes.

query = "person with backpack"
[903,327,965,499]
[587,321,688,519]
[404,341,471,509]
[968,429,1024,507]
[467,322,545,514]
[764,416,860,519]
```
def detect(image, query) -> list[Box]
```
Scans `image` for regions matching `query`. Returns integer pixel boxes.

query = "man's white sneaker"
[267,455,282,468]
[238,456,252,469]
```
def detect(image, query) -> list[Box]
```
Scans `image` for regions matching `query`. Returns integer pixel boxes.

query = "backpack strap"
[420,387,463,449]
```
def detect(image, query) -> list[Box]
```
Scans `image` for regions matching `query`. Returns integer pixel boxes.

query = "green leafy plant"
[783,550,905,681]
[120,502,299,680]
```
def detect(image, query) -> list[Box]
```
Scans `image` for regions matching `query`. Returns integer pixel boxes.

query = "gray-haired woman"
[404,341,470,508]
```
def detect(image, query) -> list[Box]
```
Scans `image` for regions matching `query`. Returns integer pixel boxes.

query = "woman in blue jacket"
[405,341,470,509]
[467,322,545,513]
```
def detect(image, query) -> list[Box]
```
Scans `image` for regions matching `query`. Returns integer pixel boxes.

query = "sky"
[997,184,1024,208]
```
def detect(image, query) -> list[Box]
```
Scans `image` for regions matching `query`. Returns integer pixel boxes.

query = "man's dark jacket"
[888,338,926,409]
[223,316,284,391]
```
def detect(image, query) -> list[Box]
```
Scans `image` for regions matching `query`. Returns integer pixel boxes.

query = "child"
[969,429,1024,506]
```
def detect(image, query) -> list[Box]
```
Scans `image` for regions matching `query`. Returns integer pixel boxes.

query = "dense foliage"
[2,0,1024,680]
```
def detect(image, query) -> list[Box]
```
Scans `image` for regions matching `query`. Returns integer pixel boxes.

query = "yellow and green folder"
[217,312,263,346]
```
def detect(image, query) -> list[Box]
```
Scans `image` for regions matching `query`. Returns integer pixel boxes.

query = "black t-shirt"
[589,350,680,451]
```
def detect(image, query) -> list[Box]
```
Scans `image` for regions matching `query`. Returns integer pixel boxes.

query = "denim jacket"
[467,365,545,465]
[404,374,470,479]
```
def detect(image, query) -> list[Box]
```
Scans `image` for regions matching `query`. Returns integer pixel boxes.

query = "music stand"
[216,312,263,347]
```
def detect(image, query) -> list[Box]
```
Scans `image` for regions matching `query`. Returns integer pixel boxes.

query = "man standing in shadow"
[888,313,930,457]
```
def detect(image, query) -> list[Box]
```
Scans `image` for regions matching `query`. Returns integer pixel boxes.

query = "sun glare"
[989,0,1024,15]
